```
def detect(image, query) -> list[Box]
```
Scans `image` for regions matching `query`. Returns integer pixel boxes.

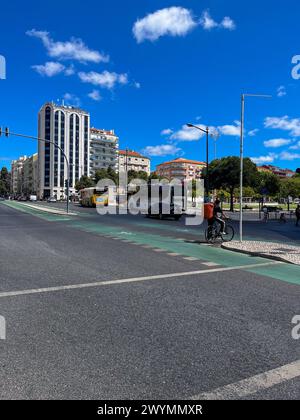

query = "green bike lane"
[3,200,300,286]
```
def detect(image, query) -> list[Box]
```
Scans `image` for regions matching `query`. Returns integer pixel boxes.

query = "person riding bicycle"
[208,199,227,235]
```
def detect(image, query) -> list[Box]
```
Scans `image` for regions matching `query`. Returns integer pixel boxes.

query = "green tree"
[256,172,281,198]
[148,172,161,181]
[75,175,95,191]
[0,167,11,196]
[280,177,300,199]
[208,157,258,211]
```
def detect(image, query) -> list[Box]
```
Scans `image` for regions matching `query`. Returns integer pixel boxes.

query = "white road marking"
[142,245,154,249]
[191,359,300,400]
[202,262,220,267]
[0,261,281,299]
[184,257,199,261]
[167,253,181,257]
[153,249,165,252]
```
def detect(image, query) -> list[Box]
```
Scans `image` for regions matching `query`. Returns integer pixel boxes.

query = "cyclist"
[208,199,227,235]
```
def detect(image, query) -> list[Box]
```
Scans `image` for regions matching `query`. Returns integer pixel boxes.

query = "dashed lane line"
[0,261,281,299]
[202,262,220,267]
[184,257,200,261]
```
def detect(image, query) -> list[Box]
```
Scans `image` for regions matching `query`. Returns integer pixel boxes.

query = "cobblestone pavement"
[222,240,300,265]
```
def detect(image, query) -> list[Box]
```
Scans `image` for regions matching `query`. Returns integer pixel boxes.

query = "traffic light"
[0,127,9,137]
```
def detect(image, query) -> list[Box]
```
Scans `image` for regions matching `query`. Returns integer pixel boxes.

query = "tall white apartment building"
[90,127,119,175]
[38,102,90,199]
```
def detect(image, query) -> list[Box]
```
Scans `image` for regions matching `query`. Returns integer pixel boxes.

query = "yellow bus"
[79,187,109,207]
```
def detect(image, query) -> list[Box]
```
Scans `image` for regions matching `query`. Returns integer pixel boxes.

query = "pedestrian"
[295,204,300,227]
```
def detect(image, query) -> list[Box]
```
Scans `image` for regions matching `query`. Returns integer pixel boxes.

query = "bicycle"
[205,219,235,244]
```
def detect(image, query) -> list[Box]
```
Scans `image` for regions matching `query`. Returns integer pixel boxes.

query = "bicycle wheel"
[205,226,217,243]
[221,225,234,242]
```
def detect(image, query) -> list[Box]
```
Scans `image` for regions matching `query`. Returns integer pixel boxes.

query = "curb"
[221,243,298,266]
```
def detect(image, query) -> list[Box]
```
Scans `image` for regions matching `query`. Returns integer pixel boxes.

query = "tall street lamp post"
[186,123,210,197]
[239,94,271,242]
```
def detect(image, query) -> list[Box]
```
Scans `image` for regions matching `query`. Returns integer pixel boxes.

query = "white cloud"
[88,90,102,101]
[32,61,65,77]
[133,7,197,43]
[289,141,300,150]
[142,144,182,157]
[134,82,141,89]
[63,93,81,107]
[277,85,287,97]
[264,116,300,137]
[251,154,276,165]
[200,10,218,30]
[248,129,259,137]
[65,64,75,76]
[78,71,128,89]
[26,29,109,63]
[161,128,173,136]
[218,121,240,136]
[200,10,236,31]
[220,16,236,30]
[170,124,206,141]
[264,138,292,148]
[170,121,240,142]
[279,151,300,161]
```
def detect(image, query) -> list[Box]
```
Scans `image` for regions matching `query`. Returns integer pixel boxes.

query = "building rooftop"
[90,127,117,136]
[119,150,149,159]
[157,157,207,167]
[41,102,89,115]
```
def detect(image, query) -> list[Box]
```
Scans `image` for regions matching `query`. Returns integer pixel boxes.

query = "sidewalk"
[222,240,300,265]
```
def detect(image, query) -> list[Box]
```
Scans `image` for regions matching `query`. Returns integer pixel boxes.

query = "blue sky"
[1,0,300,171]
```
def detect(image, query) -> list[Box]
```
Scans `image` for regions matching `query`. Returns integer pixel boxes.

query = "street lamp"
[239,94,271,242]
[2,129,71,213]
[186,123,210,197]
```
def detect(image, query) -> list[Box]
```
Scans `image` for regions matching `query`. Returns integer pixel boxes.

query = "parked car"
[47,197,57,203]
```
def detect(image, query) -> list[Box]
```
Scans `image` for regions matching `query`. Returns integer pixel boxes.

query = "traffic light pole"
[0,128,70,213]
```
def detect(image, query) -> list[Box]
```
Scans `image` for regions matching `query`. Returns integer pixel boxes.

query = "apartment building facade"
[90,127,119,176]
[11,156,27,195]
[119,150,150,175]
[38,102,90,199]
[156,158,206,181]
[258,165,295,178]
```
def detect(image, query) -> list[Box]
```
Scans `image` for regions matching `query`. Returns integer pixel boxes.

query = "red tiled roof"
[119,150,149,159]
[157,158,207,167]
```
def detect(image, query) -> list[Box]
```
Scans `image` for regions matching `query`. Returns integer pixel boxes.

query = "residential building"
[119,150,150,175]
[156,157,206,181]
[258,165,295,178]
[38,102,90,199]
[23,153,39,195]
[11,154,39,196]
[90,127,119,176]
[11,156,27,195]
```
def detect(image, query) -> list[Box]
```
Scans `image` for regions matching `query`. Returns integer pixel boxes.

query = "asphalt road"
[0,201,300,400]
